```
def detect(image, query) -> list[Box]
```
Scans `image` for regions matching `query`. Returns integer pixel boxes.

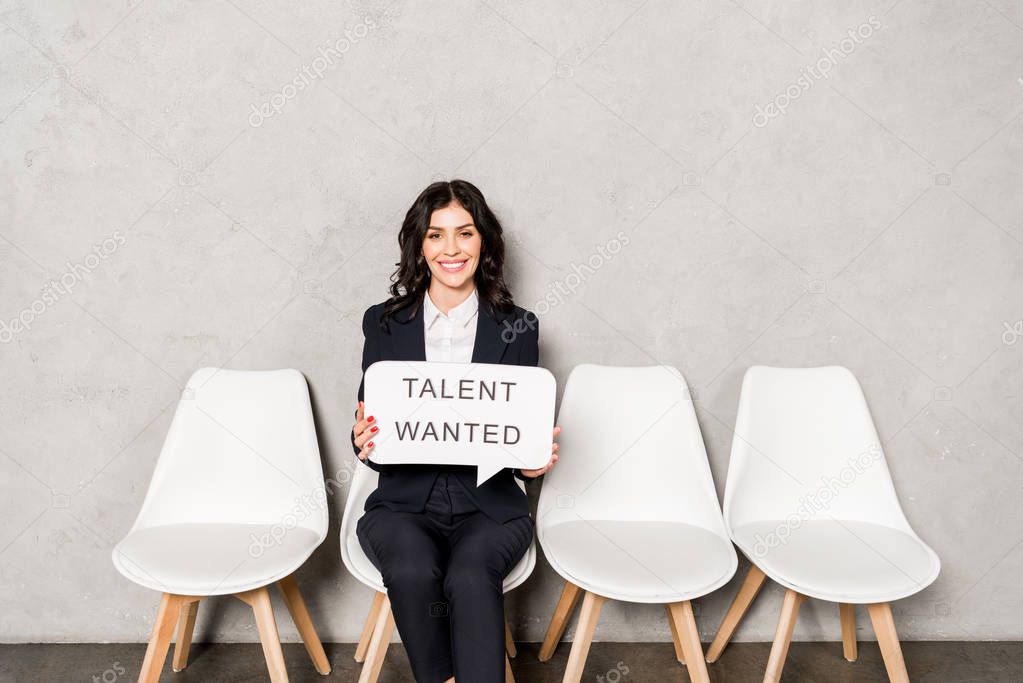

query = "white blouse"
[422,288,478,363]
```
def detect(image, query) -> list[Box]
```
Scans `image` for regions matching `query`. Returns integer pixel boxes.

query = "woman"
[350,179,560,682]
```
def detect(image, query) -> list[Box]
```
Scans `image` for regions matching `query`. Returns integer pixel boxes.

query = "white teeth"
[439,261,466,270]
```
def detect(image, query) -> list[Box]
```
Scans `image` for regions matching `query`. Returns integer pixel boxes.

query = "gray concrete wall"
[1,0,1021,645]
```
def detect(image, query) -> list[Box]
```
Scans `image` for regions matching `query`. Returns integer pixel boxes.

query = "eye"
[460,231,473,238]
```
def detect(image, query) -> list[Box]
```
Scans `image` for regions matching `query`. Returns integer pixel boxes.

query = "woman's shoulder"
[359,300,389,335]
[499,300,540,325]
[503,303,537,325]
[361,297,420,335]
[363,300,388,318]
[495,302,539,343]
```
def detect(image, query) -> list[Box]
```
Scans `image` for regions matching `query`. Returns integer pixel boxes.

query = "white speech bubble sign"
[364,360,556,485]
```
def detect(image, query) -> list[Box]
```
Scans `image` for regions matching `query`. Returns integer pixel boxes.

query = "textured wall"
[1,0,1022,646]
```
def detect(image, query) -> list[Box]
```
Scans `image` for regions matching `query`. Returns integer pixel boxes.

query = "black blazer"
[350,294,543,523]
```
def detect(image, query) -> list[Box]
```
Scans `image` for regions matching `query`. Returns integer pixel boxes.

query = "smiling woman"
[347,179,560,683]
[423,202,480,291]
[378,179,515,335]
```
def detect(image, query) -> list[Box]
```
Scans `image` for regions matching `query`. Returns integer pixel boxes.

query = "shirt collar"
[424,288,479,330]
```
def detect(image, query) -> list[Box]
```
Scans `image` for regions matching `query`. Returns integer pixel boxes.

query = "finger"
[354,423,379,448]
[356,401,364,422]
[553,425,562,438]
[358,439,376,460]
[354,422,378,447]
[353,411,376,437]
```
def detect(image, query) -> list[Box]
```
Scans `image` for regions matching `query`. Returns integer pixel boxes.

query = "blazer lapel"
[389,298,427,362]
[471,299,510,364]
[388,292,510,364]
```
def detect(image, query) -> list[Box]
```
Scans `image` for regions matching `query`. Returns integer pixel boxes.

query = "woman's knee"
[442,563,502,601]
[384,561,444,592]
[358,511,441,574]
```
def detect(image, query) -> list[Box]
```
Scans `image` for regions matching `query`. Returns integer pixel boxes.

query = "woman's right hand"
[353,400,378,461]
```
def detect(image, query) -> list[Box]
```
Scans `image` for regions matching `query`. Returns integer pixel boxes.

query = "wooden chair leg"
[277,574,331,675]
[840,602,857,662]
[505,619,517,658]
[764,589,804,683]
[506,652,516,682]
[539,581,583,662]
[668,601,710,683]
[356,591,386,663]
[359,594,395,683]
[665,604,686,664]
[138,593,193,683]
[562,591,607,683]
[245,586,290,683]
[866,602,909,683]
[706,564,767,663]
[172,599,200,672]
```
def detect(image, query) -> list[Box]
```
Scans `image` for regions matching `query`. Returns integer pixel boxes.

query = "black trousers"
[357,472,533,683]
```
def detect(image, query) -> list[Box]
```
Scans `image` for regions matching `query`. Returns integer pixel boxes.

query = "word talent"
[395,376,520,445]
[402,377,517,401]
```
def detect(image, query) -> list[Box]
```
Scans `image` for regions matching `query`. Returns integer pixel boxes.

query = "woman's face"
[422,201,482,291]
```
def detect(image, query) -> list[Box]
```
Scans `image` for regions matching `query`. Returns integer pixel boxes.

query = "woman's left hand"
[519,426,561,478]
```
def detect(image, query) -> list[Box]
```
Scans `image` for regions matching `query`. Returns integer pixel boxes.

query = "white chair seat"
[113,523,321,596]
[542,520,737,604]
[731,520,941,603]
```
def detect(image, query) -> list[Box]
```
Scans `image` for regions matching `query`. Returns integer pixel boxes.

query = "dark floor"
[3,641,1022,682]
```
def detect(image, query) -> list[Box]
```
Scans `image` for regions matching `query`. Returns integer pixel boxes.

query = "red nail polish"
[367,441,375,448]
[367,415,375,423]
[370,426,378,433]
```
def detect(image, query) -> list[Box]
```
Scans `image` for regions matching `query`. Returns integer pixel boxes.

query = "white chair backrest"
[724,365,913,534]
[339,460,378,577]
[538,364,726,533]
[131,368,326,539]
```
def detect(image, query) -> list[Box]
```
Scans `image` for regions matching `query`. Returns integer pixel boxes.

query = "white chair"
[340,459,537,683]
[706,366,940,683]
[536,364,737,683]
[113,368,331,683]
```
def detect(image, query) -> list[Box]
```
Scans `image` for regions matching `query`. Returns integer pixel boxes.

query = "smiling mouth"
[438,259,468,272]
